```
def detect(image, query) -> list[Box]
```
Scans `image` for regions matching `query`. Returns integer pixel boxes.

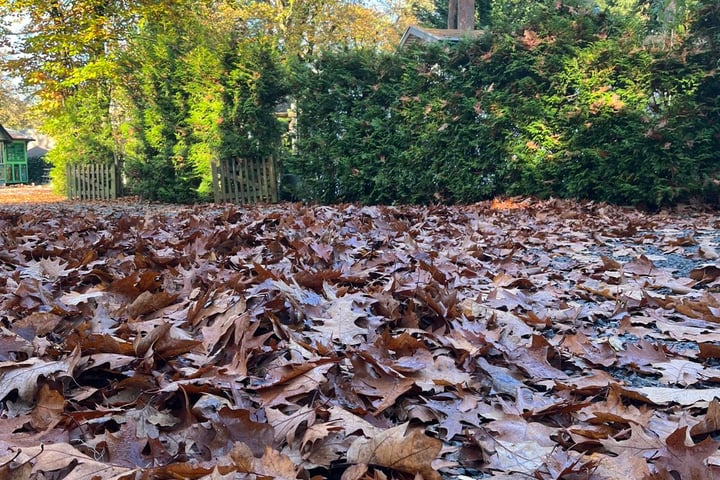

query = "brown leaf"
[300,420,343,450]
[347,424,442,480]
[576,384,653,427]
[30,383,65,431]
[105,418,154,468]
[327,406,382,437]
[0,347,80,402]
[411,354,473,391]
[699,342,720,359]
[341,463,369,480]
[600,423,664,459]
[265,405,316,447]
[624,254,656,275]
[559,331,617,367]
[535,450,597,479]
[654,358,705,386]
[229,443,299,480]
[133,320,172,357]
[689,265,720,283]
[126,290,178,318]
[653,426,720,479]
[12,312,63,337]
[621,386,720,406]
[590,450,651,478]
[475,430,554,473]
[0,458,32,480]
[210,407,275,457]
[350,353,416,414]
[600,255,621,270]
[309,288,373,345]
[4,442,136,479]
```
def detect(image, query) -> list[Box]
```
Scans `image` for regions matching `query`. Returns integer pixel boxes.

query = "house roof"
[27,145,49,159]
[0,124,34,143]
[399,26,484,48]
[5,128,34,142]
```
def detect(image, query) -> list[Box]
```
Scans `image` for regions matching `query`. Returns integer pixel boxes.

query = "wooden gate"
[212,157,278,204]
[66,163,119,201]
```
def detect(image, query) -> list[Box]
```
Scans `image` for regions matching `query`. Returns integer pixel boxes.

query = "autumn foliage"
[0,198,720,479]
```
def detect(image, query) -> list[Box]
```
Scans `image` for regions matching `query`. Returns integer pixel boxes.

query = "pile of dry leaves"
[0,198,719,479]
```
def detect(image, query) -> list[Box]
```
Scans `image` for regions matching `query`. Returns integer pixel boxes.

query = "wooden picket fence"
[66,163,119,201]
[212,157,278,204]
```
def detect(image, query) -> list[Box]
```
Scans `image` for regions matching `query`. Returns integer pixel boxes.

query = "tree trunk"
[457,0,474,30]
[448,0,458,29]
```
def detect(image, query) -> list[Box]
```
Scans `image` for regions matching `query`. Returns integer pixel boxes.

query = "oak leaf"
[1,442,136,479]
[0,347,80,402]
[347,423,442,480]
[653,426,720,479]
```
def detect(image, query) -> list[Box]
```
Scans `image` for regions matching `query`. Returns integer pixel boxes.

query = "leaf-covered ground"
[0,185,66,204]
[1,197,719,479]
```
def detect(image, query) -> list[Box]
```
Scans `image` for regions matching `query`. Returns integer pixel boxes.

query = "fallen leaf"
[0,348,80,402]
[622,386,720,406]
[347,423,442,480]
[3,442,136,479]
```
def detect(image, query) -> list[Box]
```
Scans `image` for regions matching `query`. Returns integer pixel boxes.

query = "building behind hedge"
[0,124,32,184]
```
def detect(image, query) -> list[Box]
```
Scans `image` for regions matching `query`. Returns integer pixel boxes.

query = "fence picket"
[65,163,119,201]
[210,156,278,204]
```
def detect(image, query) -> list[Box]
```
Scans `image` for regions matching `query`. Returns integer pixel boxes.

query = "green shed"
[0,124,32,184]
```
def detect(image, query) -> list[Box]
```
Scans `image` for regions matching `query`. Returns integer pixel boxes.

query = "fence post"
[110,164,116,200]
[211,161,219,203]
[239,158,248,203]
[269,156,278,203]
[66,164,72,199]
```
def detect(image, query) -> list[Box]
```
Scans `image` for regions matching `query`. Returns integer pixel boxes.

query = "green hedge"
[286,3,719,207]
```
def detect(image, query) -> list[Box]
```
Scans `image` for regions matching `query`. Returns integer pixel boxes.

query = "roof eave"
[0,124,13,143]
[399,26,443,48]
